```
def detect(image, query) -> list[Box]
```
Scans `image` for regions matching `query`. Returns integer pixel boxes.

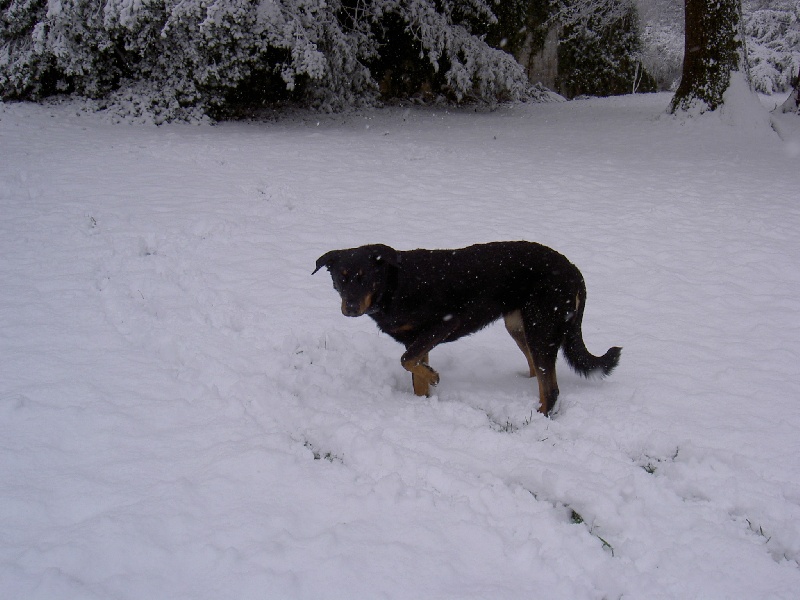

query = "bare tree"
[779,67,800,114]
[670,0,747,112]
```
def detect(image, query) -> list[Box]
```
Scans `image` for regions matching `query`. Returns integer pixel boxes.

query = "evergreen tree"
[486,0,656,98]
[557,0,656,97]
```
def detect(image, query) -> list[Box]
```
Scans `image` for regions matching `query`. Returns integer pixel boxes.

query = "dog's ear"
[370,245,400,269]
[313,250,339,274]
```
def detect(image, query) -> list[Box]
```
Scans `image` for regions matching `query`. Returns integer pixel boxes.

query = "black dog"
[313,241,620,415]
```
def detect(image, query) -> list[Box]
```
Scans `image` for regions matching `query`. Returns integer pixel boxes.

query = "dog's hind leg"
[503,310,537,378]
[521,307,563,416]
[532,353,559,415]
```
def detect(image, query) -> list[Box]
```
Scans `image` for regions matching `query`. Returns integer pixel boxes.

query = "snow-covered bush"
[744,0,800,94]
[0,0,530,119]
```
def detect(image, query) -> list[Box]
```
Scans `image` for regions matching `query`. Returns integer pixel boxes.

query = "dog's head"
[313,244,400,317]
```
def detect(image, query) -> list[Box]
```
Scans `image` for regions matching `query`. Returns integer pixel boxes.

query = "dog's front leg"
[402,351,439,397]
[407,353,434,396]
[401,320,460,396]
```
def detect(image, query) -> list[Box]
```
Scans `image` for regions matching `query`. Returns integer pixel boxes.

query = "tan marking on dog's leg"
[504,310,537,378]
[534,364,559,415]
[403,353,438,396]
[536,371,550,414]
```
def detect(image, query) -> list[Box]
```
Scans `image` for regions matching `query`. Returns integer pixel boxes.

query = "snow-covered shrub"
[0,0,45,97]
[0,0,117,98]
[744,0,800,94]
[102,0,379,114]
[0,0,531,118]
[364,1,530,104]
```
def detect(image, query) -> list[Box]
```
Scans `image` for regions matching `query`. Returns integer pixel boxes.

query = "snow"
[1,93,800,599]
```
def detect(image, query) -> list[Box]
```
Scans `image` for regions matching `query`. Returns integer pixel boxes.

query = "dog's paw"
[410,364,439,396]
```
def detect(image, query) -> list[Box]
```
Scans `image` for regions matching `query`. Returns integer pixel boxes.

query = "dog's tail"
[562,290,621,378]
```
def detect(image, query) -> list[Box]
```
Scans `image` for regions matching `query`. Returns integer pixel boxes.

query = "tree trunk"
[779,67,800,114]
[670,0,745,113]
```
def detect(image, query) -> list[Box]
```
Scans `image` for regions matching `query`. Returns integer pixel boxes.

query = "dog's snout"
[341,299,363,317]
[342,304,359,317]
[341,294,373,317]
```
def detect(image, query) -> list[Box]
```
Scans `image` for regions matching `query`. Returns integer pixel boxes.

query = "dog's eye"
[339,269,363,284]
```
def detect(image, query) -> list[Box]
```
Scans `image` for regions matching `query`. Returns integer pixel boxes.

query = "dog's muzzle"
[341,303,363,317]
[341,294,374,317]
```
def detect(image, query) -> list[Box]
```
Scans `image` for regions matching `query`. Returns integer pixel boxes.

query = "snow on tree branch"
[0,0,532,119]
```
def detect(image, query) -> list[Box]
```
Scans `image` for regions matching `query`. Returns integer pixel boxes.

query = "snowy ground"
[1,92,800,599]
